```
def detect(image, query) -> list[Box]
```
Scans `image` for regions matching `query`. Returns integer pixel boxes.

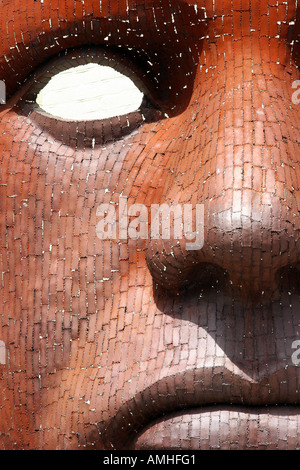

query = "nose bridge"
[145,38,300,297]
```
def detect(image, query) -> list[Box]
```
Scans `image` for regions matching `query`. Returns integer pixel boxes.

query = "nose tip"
[205,190,299,296]
[143,36,300,301]
[145,189,300,300]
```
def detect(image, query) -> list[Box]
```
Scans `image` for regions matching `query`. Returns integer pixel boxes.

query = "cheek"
[0,111,167,389]
[0,111,173,447]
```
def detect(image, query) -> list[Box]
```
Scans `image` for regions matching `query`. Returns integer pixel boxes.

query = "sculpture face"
[0,0,299,450]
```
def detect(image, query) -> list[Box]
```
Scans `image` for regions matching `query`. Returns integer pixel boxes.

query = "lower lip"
[134,406,300,450]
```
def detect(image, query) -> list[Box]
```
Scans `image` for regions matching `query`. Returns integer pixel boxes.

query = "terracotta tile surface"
[0,0,299,450]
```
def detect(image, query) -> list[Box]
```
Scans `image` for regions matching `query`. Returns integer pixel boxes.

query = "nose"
[145,40,300,301]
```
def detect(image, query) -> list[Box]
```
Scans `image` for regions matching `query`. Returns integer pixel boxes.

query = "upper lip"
[100,364,300,449]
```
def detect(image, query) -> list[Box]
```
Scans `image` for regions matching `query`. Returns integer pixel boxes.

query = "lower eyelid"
[27,96,162,149]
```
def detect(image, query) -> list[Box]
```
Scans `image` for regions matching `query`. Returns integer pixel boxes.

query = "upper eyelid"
[10,43,195,119]
[0,2,202,100]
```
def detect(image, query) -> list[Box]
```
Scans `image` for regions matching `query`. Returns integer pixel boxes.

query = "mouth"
[134,405,300,450]
[100,366,300,450]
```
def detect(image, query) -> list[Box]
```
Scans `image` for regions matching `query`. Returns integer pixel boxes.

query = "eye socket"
[19,48,163,148]
[36,63,144,121]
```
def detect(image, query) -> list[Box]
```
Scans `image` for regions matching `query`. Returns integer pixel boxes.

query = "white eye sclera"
[36,63,144,121]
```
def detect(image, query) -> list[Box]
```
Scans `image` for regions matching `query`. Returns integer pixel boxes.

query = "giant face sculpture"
[0,0,299,450]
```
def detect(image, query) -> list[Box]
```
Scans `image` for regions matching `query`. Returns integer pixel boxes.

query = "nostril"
[277,264,300,296]
[181,263,230,295]
[178,262,288,306]
[147,248,299,306]
[145,194,299,303]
